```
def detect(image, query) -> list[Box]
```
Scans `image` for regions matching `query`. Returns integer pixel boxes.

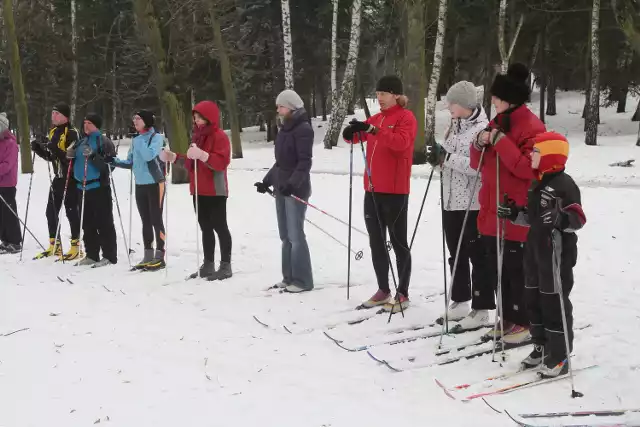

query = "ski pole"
[164,161,170,278]
[347,140,354,300]
[288,194,368,237]
[358,132,404,320]
[194,158,200,278]
[0,192,46,252]
[128,169,134,255]
[46,160,65,258]
[408,166,435,248]
[19,151,37,261]
[110,168,131,267]
[78,153,89,259]
[52,160,74,263]
[492,155,507,362]
[551,228,583,398]
[437,147,486,349]
[266,189,363,259]
[439,171,449,332]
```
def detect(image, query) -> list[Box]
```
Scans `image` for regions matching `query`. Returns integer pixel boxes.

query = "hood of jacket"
[193,101,220,129]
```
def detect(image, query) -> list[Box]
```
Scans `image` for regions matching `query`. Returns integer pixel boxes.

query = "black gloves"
[343,119,373,141]
[426,143,447,166]
[497,198,521,222]
[254,182,269,194]
[540,190,563,228]
[279,184,293,197]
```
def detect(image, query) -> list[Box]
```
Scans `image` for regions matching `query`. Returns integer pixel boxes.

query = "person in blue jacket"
[112,110,166,271]
[68,113,118,268]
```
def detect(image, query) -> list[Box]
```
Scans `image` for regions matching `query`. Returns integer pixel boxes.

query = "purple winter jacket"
[0,130,18,188]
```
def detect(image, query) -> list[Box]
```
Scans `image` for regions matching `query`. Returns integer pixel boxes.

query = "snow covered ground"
[2,91,640,426]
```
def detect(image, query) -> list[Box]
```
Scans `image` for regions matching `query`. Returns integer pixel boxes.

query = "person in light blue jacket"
[112,110,167,271]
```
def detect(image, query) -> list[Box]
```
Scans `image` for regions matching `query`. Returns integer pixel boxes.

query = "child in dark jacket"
[0,113,22,254]
[498,131,586,378]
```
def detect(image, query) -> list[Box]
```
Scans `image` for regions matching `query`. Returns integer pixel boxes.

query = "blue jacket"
[113,128,165,185]
[73,131,116,191]
[263,109,313,198]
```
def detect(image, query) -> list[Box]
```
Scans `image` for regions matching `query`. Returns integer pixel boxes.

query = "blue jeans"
[275,194,313,290]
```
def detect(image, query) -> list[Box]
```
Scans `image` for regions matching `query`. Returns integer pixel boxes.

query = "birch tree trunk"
[323,0,362,149]
[404,0,426,163]
[207,3,243,158]
[2,0,33,173]
[70,0,78,123]
[424,0,448,163]
[111,51,118,137]
[132,0,190,182]
[585,0,601,146]
[281,0,294,89]
[330,0,339,108]
[497,0,524,73]
[633,100,640,121]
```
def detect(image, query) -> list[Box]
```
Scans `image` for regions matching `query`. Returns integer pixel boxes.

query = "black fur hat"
[376,75,404,95]
[490,63,530,106]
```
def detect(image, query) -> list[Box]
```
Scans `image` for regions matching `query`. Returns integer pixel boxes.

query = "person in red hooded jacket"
[470,63,546,344]
[342,75,417,313]
[161,101,232,280]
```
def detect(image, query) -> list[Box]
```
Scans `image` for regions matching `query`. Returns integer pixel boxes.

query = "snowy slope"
[2,92,640,427]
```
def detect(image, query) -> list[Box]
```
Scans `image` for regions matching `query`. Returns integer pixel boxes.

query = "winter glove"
[81,145,93,158]
[159,148,177,163]
[426,143,447,166]
[489,128,506,146]
[279,184,293,197]
[66,146,77,159]
[254,182,269,194]
[497,198,522,222]
[539,189,564,228]
[187,144,210,162]
[342,126,356,142]
[348,119,374,134]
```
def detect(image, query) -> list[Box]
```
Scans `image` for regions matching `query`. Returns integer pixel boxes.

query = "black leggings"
[135,183,166,252]
[46,177,80,239]
[0,187,21,245]
[364,192,412,297]
[193,195,232,263]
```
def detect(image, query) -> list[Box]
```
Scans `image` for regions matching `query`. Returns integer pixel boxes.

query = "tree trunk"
[323,0,362,150]
[539,29,547,123]
[585,0,600,146]
[404,0,427,163]
[498,0,525,73]
[330,0,339,109]
[528,32,541,91]
[208,4,243,158]
[618,87,628,113]
[359,82,371,119]
[70,0,78,123]
[320,78,328,121]
[546,72,557,116]
[637,121,640,146]
[632,99,640,121]
[281,0,294,89]
[132,0,190,182]
[424,0,448,164]
[111,51,117,136]
[453,32,460,81]
[2,0,32,173]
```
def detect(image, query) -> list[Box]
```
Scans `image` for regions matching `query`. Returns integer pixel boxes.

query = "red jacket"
[470,105,545,242]
[182,101,231,196]
[347,104,417,194]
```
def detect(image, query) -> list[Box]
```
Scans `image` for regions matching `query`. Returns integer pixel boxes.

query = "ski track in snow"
[2,92,640,426]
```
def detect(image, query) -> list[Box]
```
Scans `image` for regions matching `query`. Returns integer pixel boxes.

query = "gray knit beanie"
[276,89,304,111]
[0,113,9,134]
[446,81,478,110]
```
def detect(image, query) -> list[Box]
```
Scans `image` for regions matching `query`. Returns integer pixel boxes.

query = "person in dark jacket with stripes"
[254,89,314,293]
[68,113,118,268]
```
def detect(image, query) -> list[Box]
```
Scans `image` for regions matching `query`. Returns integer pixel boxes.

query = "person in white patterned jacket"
[426,81,493,331]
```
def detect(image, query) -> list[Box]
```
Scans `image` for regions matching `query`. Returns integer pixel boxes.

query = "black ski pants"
[47,177,80,239]
[364,192,411,297]
[525,231,576,360]
[79,186,117,263]
[472,235,529,327]
[442,210,492,307]
[0,187,22,245]
[136,183,166,252]
[193,195,232,264]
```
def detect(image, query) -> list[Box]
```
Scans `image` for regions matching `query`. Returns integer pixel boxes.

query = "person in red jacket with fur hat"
[161,100,232,280]
[470,63,546,344]
[342,75,417,313]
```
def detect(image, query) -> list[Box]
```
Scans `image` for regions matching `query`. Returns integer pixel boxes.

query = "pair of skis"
[506,407,639,427]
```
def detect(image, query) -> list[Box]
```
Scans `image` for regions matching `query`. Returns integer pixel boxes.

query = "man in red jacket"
[343,75,417,313]
[470,63,546,343]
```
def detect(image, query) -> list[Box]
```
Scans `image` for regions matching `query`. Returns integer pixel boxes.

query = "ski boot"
[381,293,410,314]
[538,357,568,378]
[521,344,546,370]
[144,250,166,272]
[358,289,391,309]
[34,238,62,260]
[62,239,83,261]
[436,301,470,325]
[132,249,155,271]
[188,260,216,279]
[75,256,98,267]
[207,261,232,281]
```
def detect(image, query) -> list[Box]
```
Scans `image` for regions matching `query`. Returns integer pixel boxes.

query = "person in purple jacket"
[0,113,22,254]
[254,90,314,293]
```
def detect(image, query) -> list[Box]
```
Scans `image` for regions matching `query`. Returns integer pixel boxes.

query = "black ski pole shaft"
[347,140,354,300]
[357,132,404,320]
[0,193,46,252]
[408,167,435,249]
[19,151,37,261]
